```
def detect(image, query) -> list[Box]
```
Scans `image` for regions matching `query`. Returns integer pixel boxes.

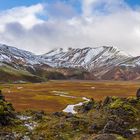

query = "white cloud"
[0,3,44,30]
[82,0,126,17]
[0,1,140,56]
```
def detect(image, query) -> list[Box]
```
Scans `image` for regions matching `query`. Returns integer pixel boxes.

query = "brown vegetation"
[2,80,140,112]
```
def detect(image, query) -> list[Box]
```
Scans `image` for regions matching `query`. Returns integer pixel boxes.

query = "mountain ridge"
[0,43,139,81]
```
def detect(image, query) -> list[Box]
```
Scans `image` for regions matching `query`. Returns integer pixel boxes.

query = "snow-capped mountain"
[0,43,139,81]
[41,46,135,76]
[42,46,131,68]
[0,44,37,64]
[0,44,51,68]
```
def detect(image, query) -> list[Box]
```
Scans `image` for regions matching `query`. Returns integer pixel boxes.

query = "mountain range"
[0,43,139,82]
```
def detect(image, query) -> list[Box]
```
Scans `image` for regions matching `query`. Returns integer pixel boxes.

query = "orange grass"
[1,80,140,112]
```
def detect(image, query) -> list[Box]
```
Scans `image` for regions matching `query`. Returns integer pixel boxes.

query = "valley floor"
[2,80,140,112]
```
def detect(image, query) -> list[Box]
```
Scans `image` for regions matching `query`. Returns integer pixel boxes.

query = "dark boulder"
[103,119,132,138]
[136,88,140,99]
[0,90,5,100]
[103,120,123,134]
[81,100,95,113]
[103,96,112,106]
[96,101,102,110]
[71,119,88,130]
[0,93,15,126]
[65,112,73,118]
[129,98,139,105]
[110,107,131,117]
[92,134,117,140]
[123,130,133,138]
[0,132,16,140]
[52,112,64,117]
[32,111,45,120]
[88,123,100,133]
[90,123,98,130]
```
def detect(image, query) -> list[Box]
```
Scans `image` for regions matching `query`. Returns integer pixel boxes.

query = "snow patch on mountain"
[0,43,139,80]
[41,46,133,73]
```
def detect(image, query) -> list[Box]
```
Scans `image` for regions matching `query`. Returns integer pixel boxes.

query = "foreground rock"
[31,96,140,140]
[0,90,140,140]
[136,88,140,99]
[0,92,15,126]
[0,93,40,139]
[93,134,117,140]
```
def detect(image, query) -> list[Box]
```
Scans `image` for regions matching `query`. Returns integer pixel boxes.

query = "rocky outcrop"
[136,88,140,98]
[93,134,117,140]
[0,92,15,126]
[0,89,140,140]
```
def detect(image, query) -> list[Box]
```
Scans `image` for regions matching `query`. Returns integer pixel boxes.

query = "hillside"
[0,44,139,82]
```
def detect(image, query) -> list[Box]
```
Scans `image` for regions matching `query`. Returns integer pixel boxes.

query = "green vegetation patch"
[109,98,138,117]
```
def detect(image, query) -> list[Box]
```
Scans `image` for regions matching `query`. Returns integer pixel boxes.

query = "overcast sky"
[0,0,140,56]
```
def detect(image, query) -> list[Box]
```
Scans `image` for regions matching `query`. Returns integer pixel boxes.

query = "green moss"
[109,99,123,109]
[123,104,137,113]
[112,96,119,100]
[0,105,4,115]
[12,125,28,133]
[116,135,127,140]
[108,98,138,118]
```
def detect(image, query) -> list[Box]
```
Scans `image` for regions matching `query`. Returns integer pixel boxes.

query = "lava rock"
[103,96,112,106]
[65,112,73,118]
[88,123,99,133]
[103,120,124,134]
[32,111,45,120]
[92,134,117,140]
[52,112,64,117]
[82,101,94,112]
[136,88,140,99]
[110,108,129,116]
[123,130,133,138]
[0,93,15,126]
[0,132,16,140]
[0,90,5,100]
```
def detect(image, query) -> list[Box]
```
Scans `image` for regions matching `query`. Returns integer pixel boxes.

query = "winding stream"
[52,91,90,114]
[63,97,90,114]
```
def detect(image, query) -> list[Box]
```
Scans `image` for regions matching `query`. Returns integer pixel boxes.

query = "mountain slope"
[0,44,50,82]
[41,46,140,80]
[42,47,131,69]
[41,47,137,78]
[0,43,139,81]
[0,63,42,82]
